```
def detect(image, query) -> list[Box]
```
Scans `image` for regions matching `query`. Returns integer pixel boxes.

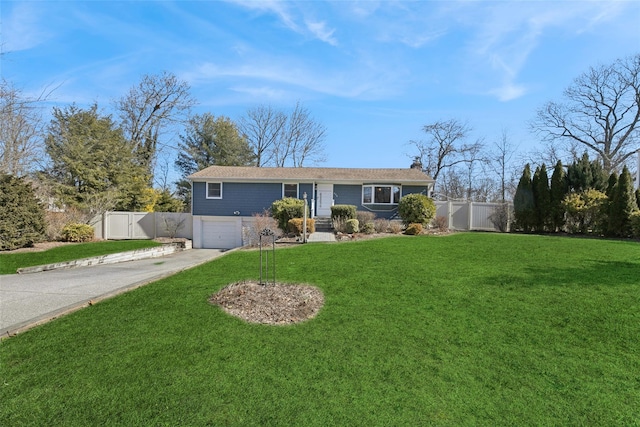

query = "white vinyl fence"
[93,212,193,240]
[434,201,512,231]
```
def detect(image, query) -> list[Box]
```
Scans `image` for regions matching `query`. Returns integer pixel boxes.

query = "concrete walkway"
[307,231,337,242]
[0,249,225,337]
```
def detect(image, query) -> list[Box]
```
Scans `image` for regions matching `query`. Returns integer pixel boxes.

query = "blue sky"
[2,0,639,182]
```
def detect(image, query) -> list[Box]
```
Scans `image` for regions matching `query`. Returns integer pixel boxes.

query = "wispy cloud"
[184,54,403,102]
[1,2,51,52]
[226,0,339,46]
[305,21,338,46]
[457,1,632,101]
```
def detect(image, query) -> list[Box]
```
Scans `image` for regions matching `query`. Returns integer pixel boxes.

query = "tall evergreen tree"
[532,164,551,232]
[0,174,46,250]
[608,166,638,236]
[175,114,255,207]
[44,104,148,213]
[566,153,608,193]
[549,160,567,232]
[513,164,535,232]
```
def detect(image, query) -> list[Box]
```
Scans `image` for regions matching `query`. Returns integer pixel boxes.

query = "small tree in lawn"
[549,160,567,232]
[513,164,535,232]
[608,166,638,237]
[397,194,436,226]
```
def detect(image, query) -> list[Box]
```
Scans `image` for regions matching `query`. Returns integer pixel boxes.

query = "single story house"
[187,166,434,249]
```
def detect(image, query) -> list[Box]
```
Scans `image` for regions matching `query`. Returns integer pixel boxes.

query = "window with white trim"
[206,182,222,199]
[283,183,299,198]
[362,185,401,204]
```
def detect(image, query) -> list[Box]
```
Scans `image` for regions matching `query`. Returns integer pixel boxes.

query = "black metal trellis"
[259,228,276,286]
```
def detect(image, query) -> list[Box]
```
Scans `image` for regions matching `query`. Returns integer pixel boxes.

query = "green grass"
[0,240,161,274]
[1,233,639,425]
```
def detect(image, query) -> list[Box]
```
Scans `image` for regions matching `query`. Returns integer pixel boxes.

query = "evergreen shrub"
[331,205,356,220]
[397,194,436,225]
[271,198,306,231]
[345,219,359,234]
[61,223,95,242]
[361,222,375,234]
[562,189,607,234]
[630,211,640,239]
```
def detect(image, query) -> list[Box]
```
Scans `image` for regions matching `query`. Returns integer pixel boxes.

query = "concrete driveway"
[0,249,225,337]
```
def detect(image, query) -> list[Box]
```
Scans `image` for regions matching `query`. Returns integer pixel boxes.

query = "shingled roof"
[188,166,433,183]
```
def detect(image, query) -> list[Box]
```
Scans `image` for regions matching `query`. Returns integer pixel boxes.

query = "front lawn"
[0,240,161,274]
[1,233,639,425]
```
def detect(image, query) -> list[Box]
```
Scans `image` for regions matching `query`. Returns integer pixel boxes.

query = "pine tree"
[549,160,567,232]
[608,166,638,236]
[44,104,148,213]
[566,153,608,192]
[175,113,255,206]
[513,164,535,232]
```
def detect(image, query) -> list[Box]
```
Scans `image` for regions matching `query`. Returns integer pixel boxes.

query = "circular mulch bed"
[209,281,324,325]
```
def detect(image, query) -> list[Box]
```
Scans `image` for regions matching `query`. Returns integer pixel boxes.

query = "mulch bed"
[209,281,325,325]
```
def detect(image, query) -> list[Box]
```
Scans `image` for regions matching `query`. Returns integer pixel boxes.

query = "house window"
[283,183,298,198]
[362,185,401,204]
[206,182,222,199]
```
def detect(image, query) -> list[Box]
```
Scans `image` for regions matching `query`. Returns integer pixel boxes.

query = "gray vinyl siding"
[193,181,316,216]
[193,182,282,216]
[333,184,362,206]
[331,184,429,219]
[193,181,429,218]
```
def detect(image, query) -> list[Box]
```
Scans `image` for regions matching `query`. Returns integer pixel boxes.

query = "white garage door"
[202,220,238,249]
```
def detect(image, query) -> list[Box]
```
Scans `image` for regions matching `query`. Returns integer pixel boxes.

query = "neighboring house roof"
[188,166,434,184]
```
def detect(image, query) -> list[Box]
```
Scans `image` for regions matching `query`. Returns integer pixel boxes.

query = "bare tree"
[490,129,518,202]
[115,71,195,178]
[461,138,487,201]
[0,80,50,176]
[533,54,640,174]
[409,119,474,182]
[239,105,286,167]
[239,102,327,167]
[276,102,327,167]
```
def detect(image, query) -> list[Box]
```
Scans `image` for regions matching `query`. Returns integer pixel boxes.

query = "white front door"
[316,184,334,217]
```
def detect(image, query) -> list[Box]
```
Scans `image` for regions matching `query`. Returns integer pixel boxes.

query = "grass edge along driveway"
[0,240,161,274]
[1,233,639,425]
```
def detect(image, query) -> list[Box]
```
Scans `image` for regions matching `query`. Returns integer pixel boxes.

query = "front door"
[316,184,334,217]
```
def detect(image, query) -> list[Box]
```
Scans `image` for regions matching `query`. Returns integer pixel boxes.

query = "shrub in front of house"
[331,205,356,221]
[288,218,316,235]
[61,223,95,242]
[398,194,436,225]
[345,218,359,234]
[0,174,46,250]
[404,223,423,235]
[356,211,376,225]
[389,221,404,234]
[373,219,390,233]
[361,222,375,234]
[271,197,306,232]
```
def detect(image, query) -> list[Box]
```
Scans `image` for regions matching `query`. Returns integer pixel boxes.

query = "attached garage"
[193,216,242,249]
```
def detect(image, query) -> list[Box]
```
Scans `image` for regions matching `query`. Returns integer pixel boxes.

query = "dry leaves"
[209,281,324,325]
